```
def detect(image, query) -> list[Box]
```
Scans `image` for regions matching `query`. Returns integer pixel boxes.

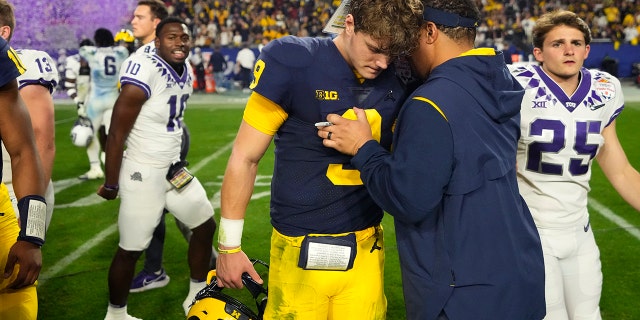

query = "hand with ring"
[317,107,375,156]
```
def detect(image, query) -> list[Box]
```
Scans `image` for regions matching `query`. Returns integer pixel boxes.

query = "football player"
[0,3,57,232]
[97,17,216,319]
[510,10,640,320]
[64,38,93,128]
[126,0,216,295]
[214,0,422,318]
[131,0,166,56]
[77,28,129,180]
[0,2,48,319]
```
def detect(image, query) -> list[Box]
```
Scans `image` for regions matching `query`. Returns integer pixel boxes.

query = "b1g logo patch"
[315,90,339,101]
[594,79,615,101]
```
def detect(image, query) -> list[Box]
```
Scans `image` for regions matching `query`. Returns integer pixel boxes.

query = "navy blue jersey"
[248,36,412,236]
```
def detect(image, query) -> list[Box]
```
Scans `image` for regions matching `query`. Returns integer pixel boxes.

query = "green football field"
[37,96,640,319]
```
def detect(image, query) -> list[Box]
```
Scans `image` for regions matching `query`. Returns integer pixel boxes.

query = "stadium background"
[9,0,640,78]
[4,0,640,319]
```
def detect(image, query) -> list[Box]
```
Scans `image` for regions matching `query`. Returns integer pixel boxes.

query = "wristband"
[17,195,47,247]
[104,184,119,191]
[217,217,244,247]
[218,246,242,254]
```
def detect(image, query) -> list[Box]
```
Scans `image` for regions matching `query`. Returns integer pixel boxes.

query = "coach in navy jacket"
[318,1,546,319]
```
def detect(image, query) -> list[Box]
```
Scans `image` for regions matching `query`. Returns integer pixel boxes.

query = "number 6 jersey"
[510,64,624,228]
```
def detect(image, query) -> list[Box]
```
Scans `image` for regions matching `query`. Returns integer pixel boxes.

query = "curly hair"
[532,10,592,49]
[349,0,424,57]
[423,0,480,43]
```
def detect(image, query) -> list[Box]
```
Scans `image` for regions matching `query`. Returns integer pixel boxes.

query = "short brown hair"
[0,0,15,41]
[532,10,592,49]
[138,0,168,21]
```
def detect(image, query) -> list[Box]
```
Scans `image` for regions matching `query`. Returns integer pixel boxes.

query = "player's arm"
[19,84,55,183]
[96,84,146,200]
[0,78,46,289]
[63,59,79,101]
[216,92,285,289]
[596,120,640,211]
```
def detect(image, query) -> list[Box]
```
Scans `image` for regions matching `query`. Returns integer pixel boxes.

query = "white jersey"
[79,46,129,127]
[79,45,129,91]
[119,53,194,166]
[510,64,624,228]
[64,54,81,80]
[136,41,156,56]
[14,49,58,93]
[64,53,91,102]
[2,49,59,184]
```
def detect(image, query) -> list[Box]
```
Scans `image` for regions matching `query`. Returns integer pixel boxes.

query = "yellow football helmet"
[114,29,134,43]
[187,259,268,320]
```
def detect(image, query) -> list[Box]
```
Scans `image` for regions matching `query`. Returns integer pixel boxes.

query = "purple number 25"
[526,119,601,176]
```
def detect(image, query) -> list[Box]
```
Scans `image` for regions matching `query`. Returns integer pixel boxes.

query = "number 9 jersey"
[510,64,624,228]
[244,36,415,236]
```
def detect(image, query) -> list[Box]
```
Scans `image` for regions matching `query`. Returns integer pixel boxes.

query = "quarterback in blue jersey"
[510,11,640,320]
[0,4,48,317]
[319,0,546,319]
[215,0,423,318]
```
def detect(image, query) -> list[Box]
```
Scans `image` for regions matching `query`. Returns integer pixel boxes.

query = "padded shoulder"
[261,36,324,68]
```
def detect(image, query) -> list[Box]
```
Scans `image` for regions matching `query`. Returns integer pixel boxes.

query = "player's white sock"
[105,304,142,320]
[183,279,206,315]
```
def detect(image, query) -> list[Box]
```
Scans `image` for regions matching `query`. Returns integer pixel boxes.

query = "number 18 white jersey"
[510,64,624,228]
[119,53,194,167]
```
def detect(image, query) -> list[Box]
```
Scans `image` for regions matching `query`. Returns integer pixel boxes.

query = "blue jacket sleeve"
[351,99,454,224]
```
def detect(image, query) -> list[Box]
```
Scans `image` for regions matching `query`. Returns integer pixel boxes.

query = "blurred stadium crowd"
[12,0,640,54]
[165,0,640,51]
[8,0,640,86]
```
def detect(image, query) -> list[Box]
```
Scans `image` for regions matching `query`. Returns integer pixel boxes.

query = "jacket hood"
[430,48,524,123]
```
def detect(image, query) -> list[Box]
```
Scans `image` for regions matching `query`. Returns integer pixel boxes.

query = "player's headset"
[187,259,268,320]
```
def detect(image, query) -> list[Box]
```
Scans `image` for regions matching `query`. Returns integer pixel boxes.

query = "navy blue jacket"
[352,49,545,320]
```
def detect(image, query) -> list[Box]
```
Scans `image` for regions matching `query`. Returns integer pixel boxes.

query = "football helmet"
[114,29,135,43]
[70,116,94,147]
[187,259,268,320]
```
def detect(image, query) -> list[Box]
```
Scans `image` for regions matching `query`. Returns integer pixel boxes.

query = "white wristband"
[218,217,244,247]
